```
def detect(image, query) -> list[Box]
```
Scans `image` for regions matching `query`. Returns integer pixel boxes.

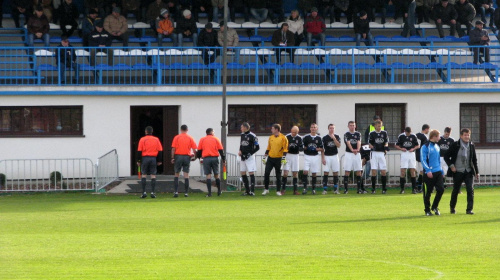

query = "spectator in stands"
[248,0,268,23]
[267,0,285,24]
[56,36,78,84]
[368,0,387,24]
[140,0,155,23]
[304,7,326,46]
[455,0,476,37]
[469,20,490,64]
[298,0,315,18]
[176,9,198,47]
[272,23,295,64]
[354,11,374,46]
[57,0,79,37]
[416,0,439,24]
[27,6,50,48]
[165,0,180,22]
[212,0,225,23]
[198,22,220,65]
[82,10,101,46]
[231,0,251,23]
[11,0,33,28]
[287,9,305,57]
[85,0,105,18]
[89,20,113,66]
[104,0,122,16]
[193,0,214,23]
[38,0,54,23]
[157,9,176,47]
[0,0,3,28]
[333,0,352,24]
[473,0,495,28]
[104,7,129,48]
[147,0,168,35]
[401,0,417,37]
[494,0,500,34]
[218,21,240,62]
[433,0,458,38]
[122,0,141,22]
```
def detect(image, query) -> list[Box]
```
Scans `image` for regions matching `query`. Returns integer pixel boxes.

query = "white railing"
[95,149,119,191]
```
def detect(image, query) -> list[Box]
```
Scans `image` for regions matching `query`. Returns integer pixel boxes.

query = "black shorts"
[141,157,157,175]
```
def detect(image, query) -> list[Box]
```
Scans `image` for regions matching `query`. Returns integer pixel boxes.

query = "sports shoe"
[302,189,307,195]
[382,190,387,194]
[322,190,327,195]
[184,193,189,197]
[450,209,456,214]
[431,208,440,216]
[276,191,282,196]
[217,190,222,196]
[150,193,156,198]
[262,189,269,196]
[356,189,361,194]
[173,192,179,198]
[334,190,340,194]
[400,190,405,194]
[466,210,474,215]
[206,194,212,197]
[281,190,285,195]
[371,190,376,194]
[141,192,147,198]
[361,190,368,194]
[312,190,316,195]
[249,192,255,196]
[425,212,433,216]
[293,191,300,195]
[241,192,249,196]
[412,189,417,194]
[343,190,348,194]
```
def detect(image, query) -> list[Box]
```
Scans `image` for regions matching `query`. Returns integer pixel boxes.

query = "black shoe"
[343,190,348,194]
[217,190,222,196]
[450,209,456,214]
[141,192,147,198]
[400,190,405,194]
[206,194,212,197]
[466,210,474,215]
[382,190,387,194]
[425,212,433,216]
[150,193,156,198]
[431,208,440,216]
[173,192,179,198]
[412,189,417,194]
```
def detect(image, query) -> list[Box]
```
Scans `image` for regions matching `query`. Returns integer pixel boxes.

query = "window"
[355,104,406,143]
[228,105,316,135]
[460,104,500,146]
[0,106,83,137]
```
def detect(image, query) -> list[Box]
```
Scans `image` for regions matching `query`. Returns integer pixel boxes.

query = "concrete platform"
[107,175,208,194]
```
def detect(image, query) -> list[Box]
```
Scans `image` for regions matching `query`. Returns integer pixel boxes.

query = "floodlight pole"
[220,0,229,189]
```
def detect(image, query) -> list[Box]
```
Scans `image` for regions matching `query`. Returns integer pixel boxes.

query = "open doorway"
[130,106,179,175]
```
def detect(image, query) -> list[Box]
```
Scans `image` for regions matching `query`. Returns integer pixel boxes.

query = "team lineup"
[136,118,478,216]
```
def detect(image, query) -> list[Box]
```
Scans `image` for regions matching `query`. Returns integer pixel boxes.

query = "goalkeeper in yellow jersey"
[262,124,289,196]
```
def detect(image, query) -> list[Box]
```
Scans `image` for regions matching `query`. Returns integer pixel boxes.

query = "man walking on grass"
[137,126,163,198]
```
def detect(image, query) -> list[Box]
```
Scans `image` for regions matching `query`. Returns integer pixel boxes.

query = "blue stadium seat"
[244,62,259,69]
[373,62,390,69]
[300,63,318,69]
[152,63,169,69]
[170,63,189,69]
[188,63,207,69]
[318,63,336,69]
[391,62,408,69]
[336,63,352,69]
[132,63,153,70]
[208,63,223,69]
[111,64,131,70]
[426,62,445,69]
[355,63,373,69]
[280,63,300,69]
[227,63,245,69]
[408,62,427,69]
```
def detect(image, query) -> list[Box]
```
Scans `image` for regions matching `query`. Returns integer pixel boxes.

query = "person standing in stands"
[401,0,417,37]
[271,23,295,64]
[171,124,198,198]
[56,36,78,84]
[157,8,177,47]
[262,124,288,196]
[473,0,495,28]
[396,127,420,194]
[445,128,479,215]
[282,126,302,195]
[438,127,455,179]
[175,9,198,47]
[286,10,304,62]
[27,6,50,48]
[421,129,445,216]
[239,122,260,196]
[302,123,324,195]
[11,0,33,28]
[104,7,129,48]
[343,121,363,194]
[455,0,476,37]
[321,124,341,195]
[57,0,79,37]
[470,20,491,64]
[369,120,389,194]
[304,7,327,46]
[415,124,430,192]
[433,0,458,38]
[197,128,226,197]
[137,126,163,199]
[354,11,374,47]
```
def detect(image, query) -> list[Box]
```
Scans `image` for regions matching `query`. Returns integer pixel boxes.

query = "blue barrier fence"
[0,45,497,86]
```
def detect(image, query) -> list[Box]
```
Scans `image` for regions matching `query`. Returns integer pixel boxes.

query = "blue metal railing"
[0,45,498,86]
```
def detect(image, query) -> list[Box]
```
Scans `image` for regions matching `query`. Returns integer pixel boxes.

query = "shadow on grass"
[459,218,500,224]
[293,215,426,224]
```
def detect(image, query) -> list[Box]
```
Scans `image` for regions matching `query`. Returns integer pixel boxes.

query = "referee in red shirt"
[171,124,198,197]
[197,128,226,197]
[137,126,163,198]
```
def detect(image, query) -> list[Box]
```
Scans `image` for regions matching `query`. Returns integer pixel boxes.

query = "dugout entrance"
[130,106,179,175]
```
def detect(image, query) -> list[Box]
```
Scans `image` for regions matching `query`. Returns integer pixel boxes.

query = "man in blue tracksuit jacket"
[420,129,445,216]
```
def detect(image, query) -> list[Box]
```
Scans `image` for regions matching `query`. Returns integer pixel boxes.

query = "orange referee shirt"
[138,135,163,156]
[198,135,223,157]
[171,133,197,155]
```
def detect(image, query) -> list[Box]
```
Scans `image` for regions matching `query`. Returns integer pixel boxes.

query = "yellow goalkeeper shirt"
[266,133,288,158]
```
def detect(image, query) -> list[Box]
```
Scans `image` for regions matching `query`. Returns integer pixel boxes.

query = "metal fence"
[0,158,95,191]
[95,149,119,191]
[0,45,497,86]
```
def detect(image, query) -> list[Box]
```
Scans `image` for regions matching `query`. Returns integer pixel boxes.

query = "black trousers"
[473,46,490,64]
[264,157,282,190]
[423,171,445,212]
[450,171,474,211]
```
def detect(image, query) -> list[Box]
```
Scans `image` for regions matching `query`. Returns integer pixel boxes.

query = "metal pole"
[221,0,229,189]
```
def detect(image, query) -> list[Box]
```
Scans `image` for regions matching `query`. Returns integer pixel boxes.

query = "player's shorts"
[400,151,417,169]
[240,154,256,172]
[283,153,299,172]
[323,154,340,173]
[440,157,448,176]
[304,154,321,173]
[203,156,219,175]
[174,155,192,173]
[344,152,362,172]
[141,156,157,175]
[370,151,387,170]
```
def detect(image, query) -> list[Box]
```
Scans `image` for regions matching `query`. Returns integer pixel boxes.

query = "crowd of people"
[136,119,478,216]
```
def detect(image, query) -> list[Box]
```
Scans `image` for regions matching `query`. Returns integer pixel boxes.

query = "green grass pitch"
[1,187,499,280]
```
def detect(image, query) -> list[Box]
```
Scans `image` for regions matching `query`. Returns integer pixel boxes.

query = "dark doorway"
[130,106,179,175]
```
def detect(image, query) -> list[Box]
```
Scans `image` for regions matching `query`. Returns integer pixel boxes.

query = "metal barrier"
[0,45,497,86]
[95,149,119,192]
[0,158,95,191]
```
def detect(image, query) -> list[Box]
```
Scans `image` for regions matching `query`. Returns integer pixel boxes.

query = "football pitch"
[1,187,499,280]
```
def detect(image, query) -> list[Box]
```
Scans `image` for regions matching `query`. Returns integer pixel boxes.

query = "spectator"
[0,0,3,28]
[27,6,50,48]
[140,0,155,23]
[494,0,500,34]
[38,0,54,23]
[369,0,387,24]
[56,36,78,84]
[84,0,105,18]
[122,0,141,22]
[455,0,476,37]
[11,0,33,28]
[218,21,240,62]
[147,0,168,35]
[248,0,268,23]
[89,20,113,66]
[175,9,198,47]
[57,0,79,37]
[104,7,129,47]
[350,0,364,19]
[432,0,458,38]
[473,0,495,28]
[304,7,326,46]
[157,8,176,47]
[193,0,213,22]
[401,0,417,37]
[469,20,490,64]
[287,9,305,60]
[333,0,352,24]
[267,0,285,24]
[354,11,374,46]
[198,22,220,65]
[212,0,225,23]
[298,0,315,18]
[231,0,251,23]
[82,10,102,46]
[165,0,180,22]
[416,0,439,24]
[271,22,295,64]
[104,0,122,16]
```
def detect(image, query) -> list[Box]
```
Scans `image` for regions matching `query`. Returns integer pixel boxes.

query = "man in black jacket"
[455,0,476,37]
[354,11,374,46]
[445,128,479,215]
[469,20,490,64]
[58,0,80,37]
[89,21,113,66]
[271,23,295,64]
[473,0,495,28]
[433,0,458,37]
[175,9,198,47]
[198,23,220,65]
[56,36,78,84]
